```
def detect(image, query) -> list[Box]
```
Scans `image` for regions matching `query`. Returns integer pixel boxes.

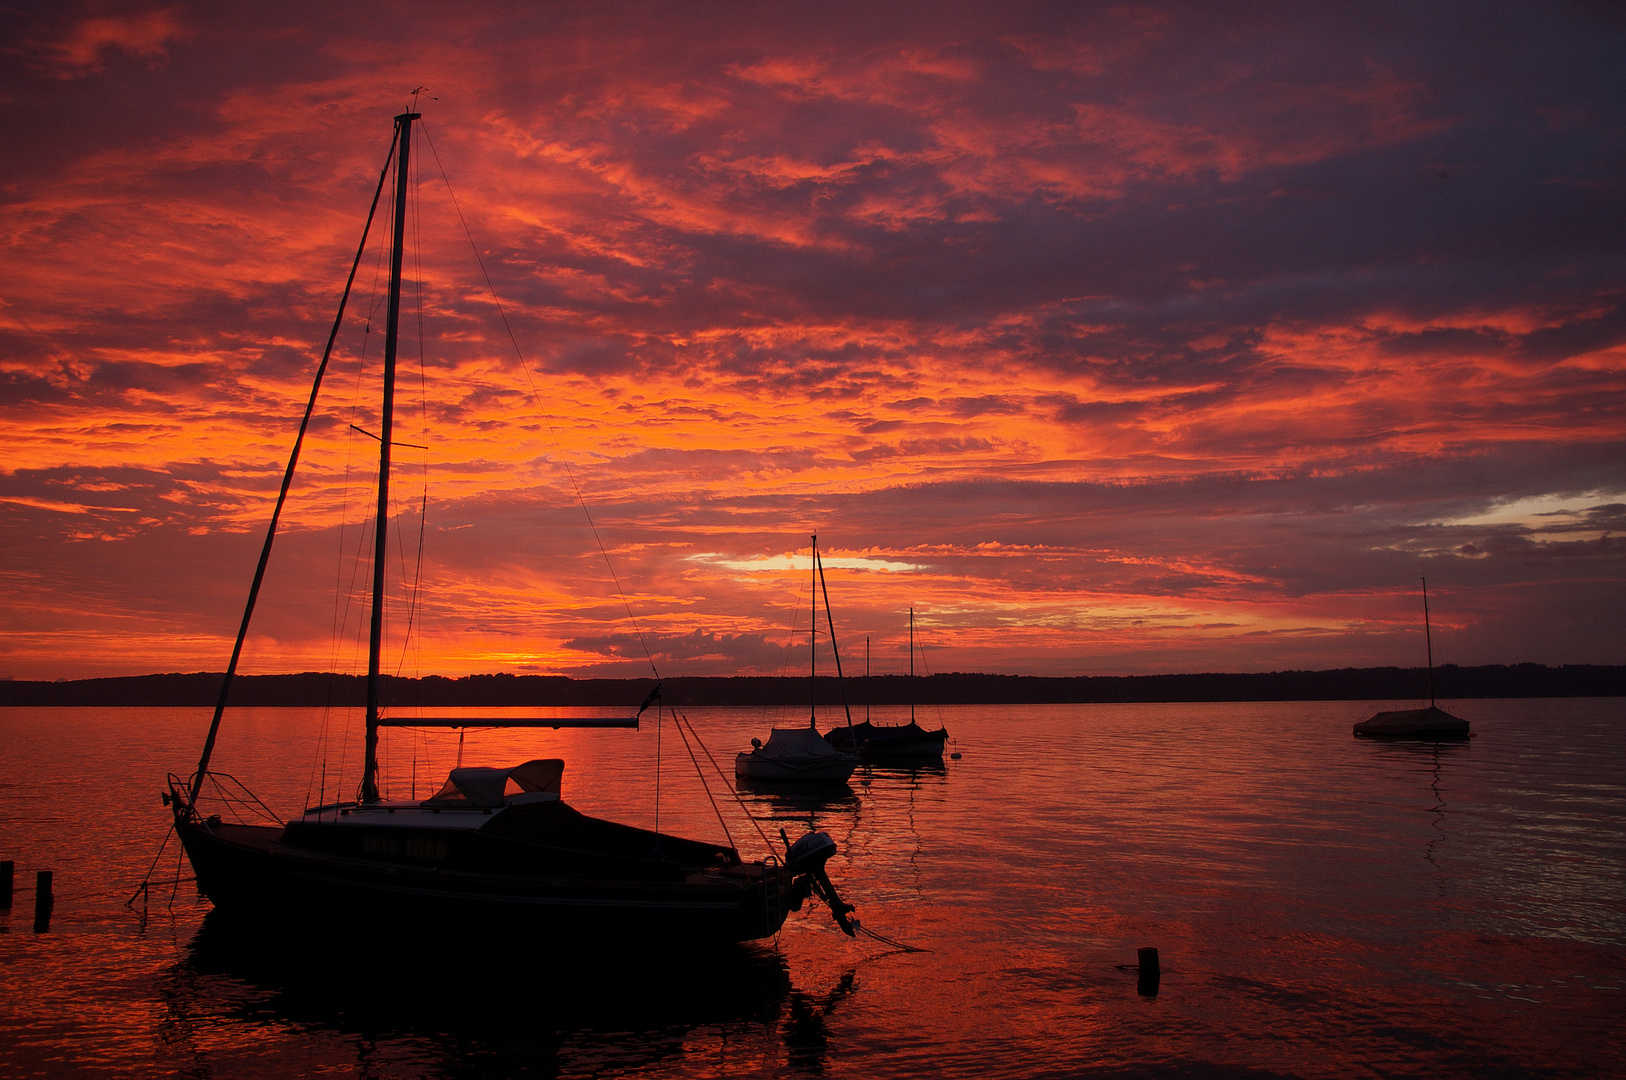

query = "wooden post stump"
[1137,946,1160,996]
[32,870,53,933]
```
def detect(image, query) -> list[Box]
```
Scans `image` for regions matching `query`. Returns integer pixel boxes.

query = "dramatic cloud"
[2,1,1622,679]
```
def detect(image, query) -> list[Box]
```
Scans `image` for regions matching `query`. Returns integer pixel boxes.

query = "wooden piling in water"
[1137,946,1160,996]
[33,869,53,933]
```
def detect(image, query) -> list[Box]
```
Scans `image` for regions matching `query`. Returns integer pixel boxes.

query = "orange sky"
[2,2,1623,680]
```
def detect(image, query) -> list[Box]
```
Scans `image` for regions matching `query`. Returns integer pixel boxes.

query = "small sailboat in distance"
[1354,577,1470,739]
[736,535,861,785]
[825,607,949,760]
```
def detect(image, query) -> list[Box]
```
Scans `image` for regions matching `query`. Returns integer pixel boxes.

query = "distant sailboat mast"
[1422,575,1435,708]
[361,110,419,804]
[814,538,854,733]
[809,534,817,727]
[909,607,915,726]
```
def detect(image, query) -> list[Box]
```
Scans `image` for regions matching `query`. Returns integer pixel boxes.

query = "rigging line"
[418,120,663,681]
[339,200,390,664]
[331,283,375,661]
[815,546,854,728]
[394,124,431,682]
[403,290,431,685]
[317,483,375,804]
[331,476,380,803]
[169,841,184,906]
[314,139,394,809]
[654,697,662,836]
[390,457,430,679]
[667,706,734,851]
[774,560,812,681]
[189,123,399,808]
[914,624,950,728]
[676,710,777,855]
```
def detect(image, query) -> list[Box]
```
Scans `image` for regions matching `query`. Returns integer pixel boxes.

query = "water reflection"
[852,762,949,906]
[783,969,857,1074]
[1360,738,1471,887]
[160,910,794,1076]
[733,777,861,810]
[862,761,948,781]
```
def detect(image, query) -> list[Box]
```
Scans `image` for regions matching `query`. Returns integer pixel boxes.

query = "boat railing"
[176,771,285,827]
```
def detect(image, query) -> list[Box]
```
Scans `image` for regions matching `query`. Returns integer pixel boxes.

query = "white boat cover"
[757,727,845,764]
[423,758,564,806]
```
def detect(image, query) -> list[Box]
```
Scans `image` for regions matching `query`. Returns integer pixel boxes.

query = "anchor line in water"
[856,922,926,953]
[910,616,952,734]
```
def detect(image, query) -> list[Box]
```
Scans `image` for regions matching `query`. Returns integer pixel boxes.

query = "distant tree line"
[0,663,1620,707]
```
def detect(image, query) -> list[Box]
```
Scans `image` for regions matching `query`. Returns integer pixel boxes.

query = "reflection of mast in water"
[1365,736,1463,892]
[735,774,862,861]
[1424,742,1448,886]
[855,762,943,902]
[904,768,923,897]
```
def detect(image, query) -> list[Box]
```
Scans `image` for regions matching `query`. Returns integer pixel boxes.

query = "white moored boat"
[736,726,860,784]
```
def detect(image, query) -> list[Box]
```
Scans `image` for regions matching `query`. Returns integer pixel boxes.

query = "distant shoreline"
[0,664,1620,707]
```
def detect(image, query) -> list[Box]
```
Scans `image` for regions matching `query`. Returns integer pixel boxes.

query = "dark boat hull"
[824,721,948,760]
[1353,705,1470,739]
[174,813,793,944]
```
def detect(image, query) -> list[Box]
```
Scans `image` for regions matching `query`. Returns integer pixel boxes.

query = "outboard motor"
[783,828,856,936]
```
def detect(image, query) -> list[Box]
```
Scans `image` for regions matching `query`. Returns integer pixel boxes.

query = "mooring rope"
[667,708,734,852]
[676,709,778,855]
[856,921,926,953]
[664,710,922,950]
[127,820,177,907]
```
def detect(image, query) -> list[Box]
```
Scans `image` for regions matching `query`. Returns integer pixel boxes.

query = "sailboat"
[824,607,948,760]
[166,111,858,944]
[1353,577,1470,739]
[736,535,861,785]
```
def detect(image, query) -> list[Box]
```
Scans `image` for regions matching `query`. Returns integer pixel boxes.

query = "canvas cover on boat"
[758,727,845,763]
[1352,706,1469,737]
[424,758,564,806]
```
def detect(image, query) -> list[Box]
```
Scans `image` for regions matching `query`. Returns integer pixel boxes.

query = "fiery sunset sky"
[2,2,1623,681]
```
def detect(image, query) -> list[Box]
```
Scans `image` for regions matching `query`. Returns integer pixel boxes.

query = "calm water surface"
[0,699,1621,1078]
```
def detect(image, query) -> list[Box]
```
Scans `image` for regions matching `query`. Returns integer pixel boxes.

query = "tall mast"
[361,111,418,803]
[1422,576,1436,707]
[909,607,915,726]
[809,534,817,726]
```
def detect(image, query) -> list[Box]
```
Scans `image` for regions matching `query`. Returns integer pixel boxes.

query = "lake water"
[1,699,1621,1078]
